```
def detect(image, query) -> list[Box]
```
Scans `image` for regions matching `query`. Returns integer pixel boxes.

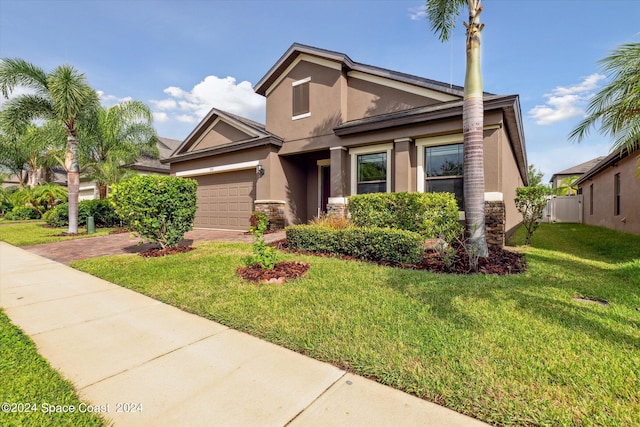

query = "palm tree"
[80,101,157,199]
[569,42,640,155]
[425,0,488,256]
[84,156,137,199]
[0,120,65,188]
[0,58,99,233]
[556,175,579,196]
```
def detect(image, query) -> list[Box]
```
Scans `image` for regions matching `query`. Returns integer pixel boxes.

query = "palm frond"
[569,42,640,154]
[425,0,466,41]
[0,95,55,133]
[0,58,48,98]
[47,64,99,127]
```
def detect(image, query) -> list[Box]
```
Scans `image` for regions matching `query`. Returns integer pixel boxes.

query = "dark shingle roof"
[254,43,469,98]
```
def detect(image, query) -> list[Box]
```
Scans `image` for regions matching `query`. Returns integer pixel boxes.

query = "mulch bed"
[140,246,195,258]
[108,228,130,235]
[236,261,310,284]
[268,239,526,275]
[54,232,88,237]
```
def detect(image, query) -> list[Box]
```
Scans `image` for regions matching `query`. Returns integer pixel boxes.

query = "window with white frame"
[417,135,464,209]
[292,77,310,119]
[350,143,393,195]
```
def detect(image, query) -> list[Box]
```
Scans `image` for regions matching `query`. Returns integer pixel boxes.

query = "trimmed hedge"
[44,199,119,228]
[348,192,462,240]
[286,225,424,264]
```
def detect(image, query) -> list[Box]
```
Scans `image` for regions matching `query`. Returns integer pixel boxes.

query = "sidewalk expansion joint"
[284,371,347,426]
[78,329,229,391]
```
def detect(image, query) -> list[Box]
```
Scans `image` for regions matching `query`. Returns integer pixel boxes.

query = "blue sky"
[1,0,638,182]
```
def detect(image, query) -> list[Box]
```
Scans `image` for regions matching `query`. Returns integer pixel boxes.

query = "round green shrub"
[111,175,197,248]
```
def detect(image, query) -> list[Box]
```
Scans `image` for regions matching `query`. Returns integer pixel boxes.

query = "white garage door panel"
[193,169,255,230]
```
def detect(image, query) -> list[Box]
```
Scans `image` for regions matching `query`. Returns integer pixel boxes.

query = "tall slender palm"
[80,101,157,199]
[0,58,99,233]
[569,42,640,155]
[425,0,488,256]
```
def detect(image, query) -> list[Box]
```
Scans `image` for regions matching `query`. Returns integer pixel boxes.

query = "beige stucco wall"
[497,127,525,235]
[580,154,640,235]
[265,60,343,142]
[346,77,440,121]
[170,146,272,201]
[189,121,251,152]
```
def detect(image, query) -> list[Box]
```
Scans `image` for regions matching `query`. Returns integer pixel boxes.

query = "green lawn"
[0,221,117,246]
[0,310,104,426]
[72,223,640,426]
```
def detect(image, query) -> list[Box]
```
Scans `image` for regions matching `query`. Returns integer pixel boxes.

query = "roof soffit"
[347,71,459,102]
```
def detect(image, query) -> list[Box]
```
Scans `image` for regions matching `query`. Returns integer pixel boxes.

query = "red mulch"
[237,261,310,284]
[139,246,195,258]
[54,232,88,237]
[108,228,130,235]
[268,239,526,275]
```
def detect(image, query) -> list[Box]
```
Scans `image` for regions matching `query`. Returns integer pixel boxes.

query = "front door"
[320,164,330,214]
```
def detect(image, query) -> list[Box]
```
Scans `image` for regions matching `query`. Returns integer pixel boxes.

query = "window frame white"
[292,77,311,120]
[349,143,393,195]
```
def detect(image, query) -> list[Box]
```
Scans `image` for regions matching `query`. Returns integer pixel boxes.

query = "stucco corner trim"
[176,160,260,177]
[484,192,504,202]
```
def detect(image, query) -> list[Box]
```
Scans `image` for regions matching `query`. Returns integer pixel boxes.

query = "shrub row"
[286,224,424,264]
[43,199,120,228]
[4,206,41,220]
[348,192,462,240]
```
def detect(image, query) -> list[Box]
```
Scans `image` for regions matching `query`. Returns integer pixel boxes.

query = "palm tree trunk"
[65,130,80,234]
[98,183,107,199]
[463,1,488,257]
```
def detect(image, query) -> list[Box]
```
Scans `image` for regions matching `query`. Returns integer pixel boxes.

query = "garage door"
[193,169,255,230]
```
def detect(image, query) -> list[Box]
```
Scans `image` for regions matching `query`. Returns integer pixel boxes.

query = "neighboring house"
[575,148,639,235]
[79,136,181,200]
[166,43,528,245]
[549,156,604,190]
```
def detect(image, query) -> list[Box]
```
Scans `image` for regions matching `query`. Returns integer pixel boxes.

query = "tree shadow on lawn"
[381,250,640,352]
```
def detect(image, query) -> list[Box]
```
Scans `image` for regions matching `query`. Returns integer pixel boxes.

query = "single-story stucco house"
[549,156,605,191]
[575,147,639,235]
[165,43,528,245]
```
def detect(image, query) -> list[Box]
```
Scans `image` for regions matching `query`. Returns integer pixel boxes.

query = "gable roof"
[549,156,605,183]
[127,136,182,173]
[165,107,282,164]
[574,148,636,186]
[254,43,467,99]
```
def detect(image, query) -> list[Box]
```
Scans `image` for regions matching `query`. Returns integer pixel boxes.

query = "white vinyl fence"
[543,195,581,223]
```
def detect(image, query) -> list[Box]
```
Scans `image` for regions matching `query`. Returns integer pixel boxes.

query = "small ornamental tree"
[515,186,549,245]
[111,175,197,249]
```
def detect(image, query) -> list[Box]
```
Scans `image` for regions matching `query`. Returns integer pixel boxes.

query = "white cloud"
[528,73,605,125]
[97,90,133,105]
[408,6,426,21]
[176,114,197,123]
[150,99,177,110]
[0,85,36,108]
[152,75,266,126]
[153,111,169,123]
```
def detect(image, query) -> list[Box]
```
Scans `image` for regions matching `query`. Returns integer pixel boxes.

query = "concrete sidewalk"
[0,242,488,426]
